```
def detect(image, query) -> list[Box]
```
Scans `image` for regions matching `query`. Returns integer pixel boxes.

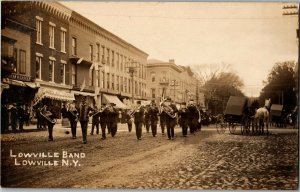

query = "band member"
[133,101,144,140]
[125,109,133,132]
[107,103,118,137]
[149,100,159,137]
[161,97,178,140]
[67,102,78,139]
[159,106,167,135]
[178,102,189,137]
[90,106,100,135]
[78,97,93,144]
[144,105,151,133]
[17,104,25,131]
[10,103,18,132]
[100,103,109,140]
[187,99,199,135]
[41,105,56,141]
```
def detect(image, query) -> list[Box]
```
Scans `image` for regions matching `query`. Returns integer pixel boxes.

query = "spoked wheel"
[229,123,236,134]
[216,121,226,134]
[241,119,251,135]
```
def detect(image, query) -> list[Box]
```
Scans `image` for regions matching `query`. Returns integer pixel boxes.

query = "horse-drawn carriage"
[216,96,252,134]
[270,104,284,127]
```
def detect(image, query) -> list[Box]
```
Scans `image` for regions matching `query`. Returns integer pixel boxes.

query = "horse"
[254,106,269,134]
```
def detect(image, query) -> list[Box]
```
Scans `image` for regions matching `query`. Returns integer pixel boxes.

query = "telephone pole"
[126,61,139,104]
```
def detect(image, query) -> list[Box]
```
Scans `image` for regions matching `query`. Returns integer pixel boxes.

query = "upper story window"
[49,22,56,49]
[49,58,55,82]
[96,44,100,62]
[151,72,155,82]
[111,50,115,67]
[101,46,105,64]
[106,48,110,65]
[19,50,26,74]
[60,61,66,84]
[71,64,77,85]
[89,44,93,61]
[116,53,119,69]
[36,16,43,44]
[35,54,42,80]
[71,37,77,56]
[60,27,66,53]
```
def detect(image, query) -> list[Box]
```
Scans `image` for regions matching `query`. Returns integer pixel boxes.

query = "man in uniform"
[163,98,178,140]
[67,102,78,139]
[149,100,159,137]
[187,99,199,135]
[178,102,189,137]
[100,103,109,140]
[108,103,119,137]
[144,105,151,133]
[78,97,92,144]
[90,106,100,135]
[159,103,167,135]
[17,104,25,131]
[133,101,144,140]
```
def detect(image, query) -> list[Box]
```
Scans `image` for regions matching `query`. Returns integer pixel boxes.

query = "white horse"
[254,107,269,134]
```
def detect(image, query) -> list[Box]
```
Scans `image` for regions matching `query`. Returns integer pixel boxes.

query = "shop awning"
[103,94,127,109]
[33,88,75,106]
[71,90,95,97]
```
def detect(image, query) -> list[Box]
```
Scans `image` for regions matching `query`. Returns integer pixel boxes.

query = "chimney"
[169,59,175,64]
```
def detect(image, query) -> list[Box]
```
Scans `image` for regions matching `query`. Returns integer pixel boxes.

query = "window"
[90,69,94,86]
[60,63,65,84]
[49,59,55,82]
[97,70,101,87]
[116,53,119,70]
[111,74,114,90]
[107,73,110,89]
[71,64,77,85]
[19,50,26,74]
[116,76,119,91]
[128,79,131,94]
[101,46,105,64]
[151,88,155,98]
[139,82,142,96]
[120,77,123,92]
[106,48,110,65]
[101,71,105,88]
[60,29,66,52]
[96,44,100,62]
[120,55,123,71]
[124,77,127,93]
[36,17,43,44]
[36,56,42,79]
[72,37,77,56]
[49,23,55,49]
[124,56,127,71]
[89,45,93,61]
[151,72,155,82]
[111,50,115,67]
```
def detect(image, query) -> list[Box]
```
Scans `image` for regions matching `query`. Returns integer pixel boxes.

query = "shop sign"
[9,73,33,82]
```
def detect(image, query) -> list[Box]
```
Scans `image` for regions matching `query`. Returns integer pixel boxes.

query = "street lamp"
[126,61,139,104]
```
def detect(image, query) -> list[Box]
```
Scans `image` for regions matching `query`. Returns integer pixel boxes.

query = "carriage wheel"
[216,121,226,134]
[229,123,236,134]
[241,122,250,135]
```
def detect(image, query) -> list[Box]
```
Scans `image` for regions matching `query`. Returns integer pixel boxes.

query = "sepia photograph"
[1,1,299,190]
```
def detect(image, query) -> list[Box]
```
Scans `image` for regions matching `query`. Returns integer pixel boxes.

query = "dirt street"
[1,124,298,189]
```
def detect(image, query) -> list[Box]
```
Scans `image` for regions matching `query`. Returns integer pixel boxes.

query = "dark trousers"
[47,123,54,140]
[160,120,166,134]
[189,122,196,134]
[91,122,99,134]
[151,120,158,137]
[11,119,17,131]
[70,120,77,137]
[166,120,176,139]
[145,120,150,133]
[135,122,143,139]
[18,119,24,130]
[127,122,132,132]
[109,122,117,137]
[181,121,188,136]
[80,121,88,143]
[100,122,107,139]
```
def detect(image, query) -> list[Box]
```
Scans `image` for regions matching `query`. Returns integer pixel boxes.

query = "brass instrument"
[160,102,176,118]
[91,105,109,117]
[40,111,57,124]
[129,105,142,117]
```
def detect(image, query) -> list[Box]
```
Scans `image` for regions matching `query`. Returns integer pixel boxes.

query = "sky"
[61,1,298,97]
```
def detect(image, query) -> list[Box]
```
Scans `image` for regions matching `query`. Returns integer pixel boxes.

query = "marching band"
[34,96,203,143]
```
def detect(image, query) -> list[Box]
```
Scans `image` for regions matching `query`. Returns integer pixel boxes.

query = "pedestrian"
[144,105,151,133]
[67,102,78,139]
[1,104,9,132]
[24,104,30,126]
[90,106,100,135]
[178,102,189,137]
[187,100,199,135]
[107,103,118,137]
[100,103,109,140]
[149,100,159,137]
[133,101,144,140]
[17,104,25,131]
[40,105,57,141]
[78,97,93,144]
[10,103,18,132]
[161,98,178,140]
[61,104,69,126]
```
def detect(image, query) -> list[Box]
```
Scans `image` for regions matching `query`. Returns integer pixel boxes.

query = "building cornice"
[33,1,72,21]
[147,62,184,73]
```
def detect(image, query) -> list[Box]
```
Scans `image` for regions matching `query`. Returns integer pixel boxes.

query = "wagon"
[270,104,283,127]
[216,96,251,134]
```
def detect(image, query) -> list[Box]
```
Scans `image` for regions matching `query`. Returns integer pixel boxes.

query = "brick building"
[147,59,199,105]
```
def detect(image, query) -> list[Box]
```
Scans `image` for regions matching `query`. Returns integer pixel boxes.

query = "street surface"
[1,123,298,189]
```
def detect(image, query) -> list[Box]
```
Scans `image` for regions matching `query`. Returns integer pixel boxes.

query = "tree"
[259,61,297,112]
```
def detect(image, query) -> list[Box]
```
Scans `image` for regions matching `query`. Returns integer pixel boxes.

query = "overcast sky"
[61,1,298,97]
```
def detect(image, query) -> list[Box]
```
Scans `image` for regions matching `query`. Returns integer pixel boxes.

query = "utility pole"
[126,61,139,104]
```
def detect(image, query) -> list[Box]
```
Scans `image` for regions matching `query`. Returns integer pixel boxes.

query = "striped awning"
[33,88,75,106]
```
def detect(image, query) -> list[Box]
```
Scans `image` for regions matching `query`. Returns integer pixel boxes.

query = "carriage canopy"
[270,104,283,117]
[224,96,247,116]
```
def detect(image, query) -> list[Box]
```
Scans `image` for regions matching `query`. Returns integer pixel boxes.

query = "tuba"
[129,105,142,117]
[160,102,176,118]
[40,110,57,124]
